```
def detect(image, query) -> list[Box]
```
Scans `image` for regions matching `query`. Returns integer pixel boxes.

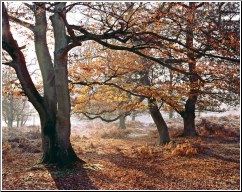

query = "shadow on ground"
[46,162,97,190]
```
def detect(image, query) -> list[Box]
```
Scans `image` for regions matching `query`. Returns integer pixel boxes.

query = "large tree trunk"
[39,115,57,163]
[50,3,80,165]
[182,114,197,136]
[33,3,58,163]
[3,3,80,166]
[148,99,170,145]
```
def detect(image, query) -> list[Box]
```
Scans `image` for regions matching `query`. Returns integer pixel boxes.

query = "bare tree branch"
[8,15,34,31]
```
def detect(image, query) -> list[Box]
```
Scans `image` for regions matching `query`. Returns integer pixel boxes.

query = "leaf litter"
[2,115,240,190]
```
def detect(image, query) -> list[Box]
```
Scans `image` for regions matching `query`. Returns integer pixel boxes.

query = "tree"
[68,43,145,124]
[2,66,33,128]
[75,2,239,137]
[158,2,240,136]
[69,43,170,144]
[2,67,15,129]
[2,95,31,128]
[119,114,127,129]
[2,2,81,165]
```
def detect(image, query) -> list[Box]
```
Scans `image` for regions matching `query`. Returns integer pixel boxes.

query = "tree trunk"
[169,111,173,119]
[39,110,79,165]
[169,69,174,120]
[8,94,14,128]
[50,3,80,165]
[7,119,13,129]
[33,3,58,164]
[141,71,170,145]
[181,2,199,137]
[16,115,20,128]
[20,114,26,127]
[10,100,14,128]
[131,113,136,121]
[39,115,56,163]
[148,99,170,145]
[2,3,81,166]
[181,109,197,137]
[119,114,126,129]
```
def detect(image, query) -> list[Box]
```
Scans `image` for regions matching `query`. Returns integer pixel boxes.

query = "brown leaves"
[171,143,198,157]
[2,116,240,190]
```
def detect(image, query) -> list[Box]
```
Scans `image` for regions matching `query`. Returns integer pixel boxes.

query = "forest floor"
[2,115,240,190]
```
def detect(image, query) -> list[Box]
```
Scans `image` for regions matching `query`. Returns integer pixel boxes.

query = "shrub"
[7,136,41,153]
[197,117,240,139]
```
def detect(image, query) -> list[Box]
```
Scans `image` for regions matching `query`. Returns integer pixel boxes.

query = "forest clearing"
[2,114,240,190]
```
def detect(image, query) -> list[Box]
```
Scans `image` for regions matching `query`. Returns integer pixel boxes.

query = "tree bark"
[33,3,58,163]
[50,3,80,165]
[169,111,173,119]
[2,3,81,166]
[181,2,198,136]
[131,113,136,121]
[17,116,20,128]
[148,99,170,145]
[168,69,174,119]
[8,94,14,129]
[141,71,170,145]
[181,106,197,137]
[119,114,126,129]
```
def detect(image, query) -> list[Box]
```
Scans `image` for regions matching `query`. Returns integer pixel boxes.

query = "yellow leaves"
[76,95,88,103]
[73,105,81,112]
[122,101,147,112]
[133,102,147,110]
[81,86,92,93]
[163,105,173,111]
[113,96,127,102]
[71,82,149,115]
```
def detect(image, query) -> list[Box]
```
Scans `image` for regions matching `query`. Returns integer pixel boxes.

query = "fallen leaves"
[171,143,198,157]
[2,116,240,190]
